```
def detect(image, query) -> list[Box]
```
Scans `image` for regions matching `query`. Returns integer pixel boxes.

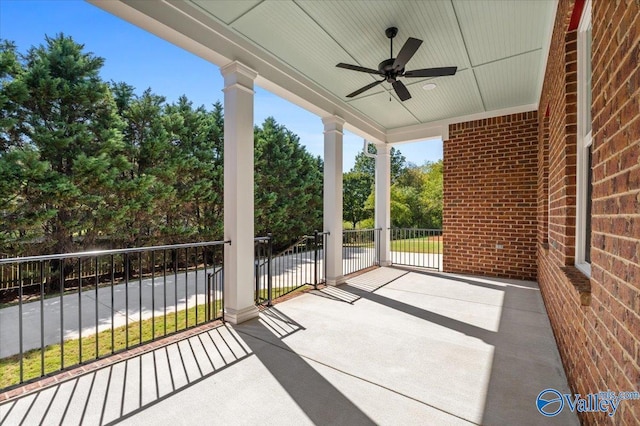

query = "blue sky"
[0,0,442,170]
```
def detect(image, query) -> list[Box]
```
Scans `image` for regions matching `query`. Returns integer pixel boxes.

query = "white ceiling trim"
[386,123,448,145]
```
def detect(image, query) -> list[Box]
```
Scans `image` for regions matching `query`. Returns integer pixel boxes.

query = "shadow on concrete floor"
[0,325,251,425]
[237,309,376,425]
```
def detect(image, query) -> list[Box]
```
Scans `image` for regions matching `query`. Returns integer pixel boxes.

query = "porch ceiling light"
[422,83,437,91]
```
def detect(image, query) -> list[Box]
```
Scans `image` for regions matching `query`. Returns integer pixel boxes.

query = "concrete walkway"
[0,267,577,425]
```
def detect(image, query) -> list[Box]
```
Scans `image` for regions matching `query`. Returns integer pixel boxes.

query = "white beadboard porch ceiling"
[90,0,556,143]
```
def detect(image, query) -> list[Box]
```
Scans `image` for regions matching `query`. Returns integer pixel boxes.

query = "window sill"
[575,262,591,278]
[561,265,592,306]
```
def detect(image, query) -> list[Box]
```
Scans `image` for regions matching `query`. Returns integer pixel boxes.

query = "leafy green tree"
[254,117,322,248]
[343,171,371,228]
[352,144,407,184]
[418,160,443,229]
[344,145,406,228]
[0,34,131,256]
[364,159,443,229]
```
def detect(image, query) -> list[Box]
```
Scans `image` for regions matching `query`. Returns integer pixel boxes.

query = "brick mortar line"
[591,8,640,93]
[594,266,640,299]
[594,119,640,151]
[584,297,639,371]
[593,160,640,178]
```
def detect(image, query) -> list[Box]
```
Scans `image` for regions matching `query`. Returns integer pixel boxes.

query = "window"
[576,0,592,276]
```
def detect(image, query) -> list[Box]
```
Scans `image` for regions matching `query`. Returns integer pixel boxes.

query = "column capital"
[220,61,258,90]
[371,141,391,156]
[322,115,345,134]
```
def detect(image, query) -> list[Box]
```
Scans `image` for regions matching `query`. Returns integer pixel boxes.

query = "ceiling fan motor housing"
[379,58,402,82]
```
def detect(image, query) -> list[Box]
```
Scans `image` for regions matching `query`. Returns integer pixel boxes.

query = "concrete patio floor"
[0,267,577,425]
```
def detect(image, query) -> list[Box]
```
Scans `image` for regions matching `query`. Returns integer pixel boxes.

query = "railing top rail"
[389,228,443,232]
[0,240,231,265]
[309,231,330,237]
[342,228,382,233]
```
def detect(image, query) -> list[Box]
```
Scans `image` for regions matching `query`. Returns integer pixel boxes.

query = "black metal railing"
[390,228,442,270]
[254,232,327,305]
[342,228,381,276]
[0,240,227,391]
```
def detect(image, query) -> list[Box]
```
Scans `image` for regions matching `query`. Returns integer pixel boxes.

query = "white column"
[375,142,392,266]
[221,61,259,324]
[322,116,345,286]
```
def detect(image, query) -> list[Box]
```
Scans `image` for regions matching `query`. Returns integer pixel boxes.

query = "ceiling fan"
[336,27,457,102]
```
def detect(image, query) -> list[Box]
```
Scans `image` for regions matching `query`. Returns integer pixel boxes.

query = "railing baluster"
[110,255,115,354]
[40,261,45,376]
[204,247,209,322]
[125,253,129,349]
[18,263,23,383]
[184,247,188,330]
[95,256,99,359]
[267,235,272,307]
[139,251,143,344]
[163,250,167,337]
[152,250,156,338]
[78,258,82,363]
[60,258,65,369]
[195,247,199,325]
[174,249,178,333]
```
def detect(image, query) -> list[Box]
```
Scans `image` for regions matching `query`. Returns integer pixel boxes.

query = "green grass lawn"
[390,236,442,254]
[0,301,222,390]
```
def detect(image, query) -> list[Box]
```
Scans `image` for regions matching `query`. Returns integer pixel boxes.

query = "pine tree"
[163,98,224,241]
[0,34,131,256]
[254,117,322,248]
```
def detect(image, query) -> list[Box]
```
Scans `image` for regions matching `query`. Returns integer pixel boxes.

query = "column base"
[325,275,345,286]
[224,304,259,324]
[379,260,392,267]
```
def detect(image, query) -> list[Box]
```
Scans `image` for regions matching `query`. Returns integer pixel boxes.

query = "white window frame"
[576,0,592,277]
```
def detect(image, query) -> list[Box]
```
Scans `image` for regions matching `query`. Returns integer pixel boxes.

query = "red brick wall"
[538,113,550,247]
[537,0,640,424]
[444,112,538,281]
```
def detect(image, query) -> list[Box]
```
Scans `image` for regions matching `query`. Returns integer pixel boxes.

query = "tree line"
[343,145,443,231]
[0,34,441,258]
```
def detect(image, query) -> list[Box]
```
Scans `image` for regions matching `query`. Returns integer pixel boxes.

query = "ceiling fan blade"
[403,66,458,78]
[346,79,385,98]
[392,80,411,101]
[336,63,383,75]
[392,37,422,71]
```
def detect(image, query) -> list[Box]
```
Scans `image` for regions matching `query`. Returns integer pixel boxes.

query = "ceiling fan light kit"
[336,27,457,102]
